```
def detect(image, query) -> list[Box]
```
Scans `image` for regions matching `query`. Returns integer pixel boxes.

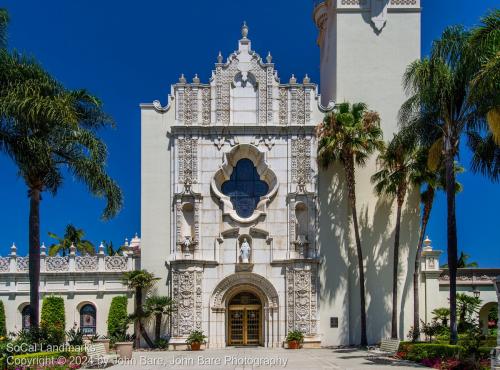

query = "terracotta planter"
[115,341,134,359]
[190,341,201,351]
[93,338,110,353]
[288,340,300,349]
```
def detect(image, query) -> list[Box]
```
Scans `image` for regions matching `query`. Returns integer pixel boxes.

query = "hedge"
[399,343,462,362]
[0,300,5,337]
[40,296,66,345]
[108,296,128,338]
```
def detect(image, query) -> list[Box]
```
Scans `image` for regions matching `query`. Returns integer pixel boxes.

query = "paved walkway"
[109,347,425,370]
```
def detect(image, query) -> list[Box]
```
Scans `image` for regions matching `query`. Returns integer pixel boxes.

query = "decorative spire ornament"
[241,21,249,39]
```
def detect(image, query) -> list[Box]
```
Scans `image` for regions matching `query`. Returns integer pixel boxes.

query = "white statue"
[182,236,193,257]
[239,238,251,263]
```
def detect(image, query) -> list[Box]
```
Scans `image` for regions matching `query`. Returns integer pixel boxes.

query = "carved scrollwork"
[105,256,127,271]
[76,256,98,271]
[178,138,198,186]
[291,137,312,184]
[286,266,318,335]
[211,272,279,310]
[172,269,203,336]
[16,257,28,271]
[46,256,69,272]
[0,257,9,272]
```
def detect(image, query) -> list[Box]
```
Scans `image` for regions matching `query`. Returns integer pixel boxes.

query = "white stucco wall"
[314,1,422,344]
[140,105,173,298]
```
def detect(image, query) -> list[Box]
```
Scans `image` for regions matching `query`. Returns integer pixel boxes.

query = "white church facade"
[140,0,423,347]
[0,0,498,348]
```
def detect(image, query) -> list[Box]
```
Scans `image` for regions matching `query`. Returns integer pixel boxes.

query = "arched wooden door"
[228,292,262,346]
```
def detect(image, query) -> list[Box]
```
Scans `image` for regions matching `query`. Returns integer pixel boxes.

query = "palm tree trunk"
[445,136,458,344]
[345,157,367,346]
[155,314,161,342]
[413,190,434,340]
[134,287,155,348]
[392,197,404,339]
[28,187,41,329]
[134,287,142,348]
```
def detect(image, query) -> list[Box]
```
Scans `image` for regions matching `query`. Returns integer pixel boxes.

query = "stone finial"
[179,73,186,83]
[192,74,200,84]
[40,242,46,256]
[124,238,129,247]
[289,74,297,84]
[10,243,16,256]
[303,74,311,84]
[69,243,76,256]
[129,233,141,250]
[266,52,272,63]
[423,236,432,251]
[241,21,249,39]
[98,242,105,255]
[217,51,223,63]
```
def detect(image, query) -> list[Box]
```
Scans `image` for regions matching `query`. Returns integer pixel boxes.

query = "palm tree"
[469,9,500,143]
[0,8,8,50]
[432,307,451,327]
[317,102,384,346]
[443,251,478,268]
[399,24,496,344]
[371,133,420,339]
[48,224,95,256]
[407,143,463,340]
[0,52,122,329]
[103,240,124,256]
[144,295,174,343]
[123,270,159,348]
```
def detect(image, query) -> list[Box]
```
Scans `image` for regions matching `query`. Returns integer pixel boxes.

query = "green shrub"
[108,296,128,339]
[40,296,65,345]
[286,330,305,343]
[0,300,5,337]
[403,343,461,362]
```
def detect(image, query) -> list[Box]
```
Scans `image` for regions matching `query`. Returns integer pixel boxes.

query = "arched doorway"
[227,292,262,346]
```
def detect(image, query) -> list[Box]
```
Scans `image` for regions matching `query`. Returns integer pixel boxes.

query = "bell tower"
[313,0,421,345]
[313,0,421,134]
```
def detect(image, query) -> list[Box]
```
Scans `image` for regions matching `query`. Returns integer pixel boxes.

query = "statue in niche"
[182,236,194,257]
[239,238,251,263]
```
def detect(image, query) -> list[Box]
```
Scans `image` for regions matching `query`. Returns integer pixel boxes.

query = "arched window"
[80,304,96,335]
[221,159,269,218]
[21,305,31,331]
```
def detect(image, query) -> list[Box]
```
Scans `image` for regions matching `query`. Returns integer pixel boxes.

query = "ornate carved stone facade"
[177,137,198,186]
[171,267,203,337]
[291,137,312,184]
[142,23,327,349]
[286,265,318,335]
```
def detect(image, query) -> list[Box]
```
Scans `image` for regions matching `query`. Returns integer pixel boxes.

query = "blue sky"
[0,0,498,266]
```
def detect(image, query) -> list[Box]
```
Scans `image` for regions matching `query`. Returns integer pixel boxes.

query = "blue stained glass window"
[221,159,269,218]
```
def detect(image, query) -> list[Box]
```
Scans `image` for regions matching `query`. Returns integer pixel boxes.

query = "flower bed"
[397,342,492,370]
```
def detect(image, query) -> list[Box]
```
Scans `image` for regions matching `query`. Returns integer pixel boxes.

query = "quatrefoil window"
[221,159,269,218]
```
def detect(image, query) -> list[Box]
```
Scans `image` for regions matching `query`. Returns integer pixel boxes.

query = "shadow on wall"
[319,162,419,344]
[318,163,350,345]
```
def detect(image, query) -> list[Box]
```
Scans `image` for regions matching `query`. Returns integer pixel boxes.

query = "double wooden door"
[228,304,261,346]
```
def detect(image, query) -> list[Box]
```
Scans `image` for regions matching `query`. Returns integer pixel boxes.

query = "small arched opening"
[79,303,97,335]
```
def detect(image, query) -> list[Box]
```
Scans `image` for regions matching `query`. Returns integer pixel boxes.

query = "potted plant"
[92,335,111,353]
[286,330,304,349]
[186,330,206,351]
[112,317,134,359]
[114,333,135,359]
